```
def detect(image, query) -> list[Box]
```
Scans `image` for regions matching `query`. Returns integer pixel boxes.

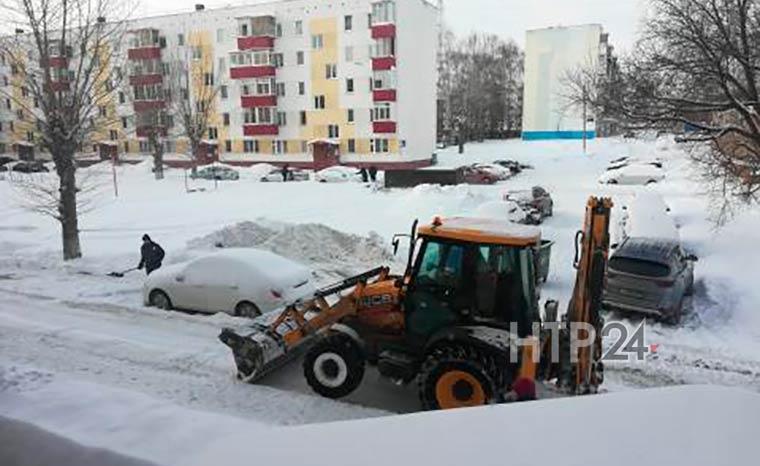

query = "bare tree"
[606,0,760,208]
[0,0,132,259]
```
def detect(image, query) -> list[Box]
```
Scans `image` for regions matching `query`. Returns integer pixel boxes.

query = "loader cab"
[404,217,542,339]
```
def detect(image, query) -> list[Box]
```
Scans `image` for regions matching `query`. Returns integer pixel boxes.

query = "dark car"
[0,156,15,167]
[493,159,533,175]
[603,237,696,324]
[11,161,49,173]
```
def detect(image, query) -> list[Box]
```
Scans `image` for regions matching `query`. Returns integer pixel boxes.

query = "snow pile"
[187,220,399,280]
[475,200,527,223]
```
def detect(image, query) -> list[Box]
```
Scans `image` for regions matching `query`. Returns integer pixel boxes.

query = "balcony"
[129,73,163,86]
[136,126,167,137]
[243,124,278,136]
[237,36,275,51]
[241,94,277,108]
[373,121,397,133]
[371,24,396,39]
[133,100,165,112]
[373,89,396,102]
[372,57,396,71]
[230,65,276,79]
[128,46,161,60]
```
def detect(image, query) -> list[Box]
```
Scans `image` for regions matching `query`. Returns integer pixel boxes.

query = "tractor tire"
[303,333,365,399]
[418,346,497,411]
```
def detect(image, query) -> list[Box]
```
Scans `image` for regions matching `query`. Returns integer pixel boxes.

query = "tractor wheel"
[303,333,365,399]
[418,346,497,410]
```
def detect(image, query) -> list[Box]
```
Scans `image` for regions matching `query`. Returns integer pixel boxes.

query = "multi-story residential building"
[0,0,440,169]
[521,24,615,140]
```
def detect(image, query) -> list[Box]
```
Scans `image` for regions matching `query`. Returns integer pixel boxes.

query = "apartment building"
[0,0,439,169]
[521,24,615,140]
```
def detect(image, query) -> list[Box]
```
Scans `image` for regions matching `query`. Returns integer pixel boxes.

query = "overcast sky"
[137,0,647,52]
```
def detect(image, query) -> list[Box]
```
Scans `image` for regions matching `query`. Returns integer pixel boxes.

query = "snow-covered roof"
[418,217,541,247]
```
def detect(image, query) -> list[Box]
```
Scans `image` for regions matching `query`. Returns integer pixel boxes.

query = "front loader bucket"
[219,327,316,383]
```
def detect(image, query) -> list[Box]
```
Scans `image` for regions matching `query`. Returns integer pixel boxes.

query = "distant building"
[521,24,614,140]
[0,0,439,169]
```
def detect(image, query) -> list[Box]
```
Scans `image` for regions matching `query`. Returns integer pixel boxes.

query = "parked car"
[261,166,310,182]
[0,156,15,167]
[11,161,49,173]
[470,163,512,181]
[493,159,533,175]
[315,165,362,183]
[599,163,665,185]
[461,165,499,185]
[143,248,316,317]
[190,165,240,181]
[607,156,663,171]
[503,186,554,225]
[603,237,696,324]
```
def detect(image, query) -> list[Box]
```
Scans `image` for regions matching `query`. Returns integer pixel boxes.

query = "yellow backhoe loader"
[220,197,613,409]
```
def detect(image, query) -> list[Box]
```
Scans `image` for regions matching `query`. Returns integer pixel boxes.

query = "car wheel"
[608,179,619,185]
[234,301,261,318]
[646,179,658,185]
[149,290,172,310]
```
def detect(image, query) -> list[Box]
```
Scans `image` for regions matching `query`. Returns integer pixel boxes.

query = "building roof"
[418,217,541,247]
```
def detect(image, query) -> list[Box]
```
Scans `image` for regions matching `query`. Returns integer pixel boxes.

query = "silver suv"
[603,238,696,324]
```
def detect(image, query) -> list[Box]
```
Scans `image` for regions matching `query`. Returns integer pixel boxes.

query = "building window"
[208,127,218,140]
[121,117,128,129]
[223,113,230,126]
[273,53,284,68]
[371,37,395,58]
[178,33,184,45]
[220,85,228,99]
[325,64,337,79]
[99,106,107,117]
[240,23,249,36]
[348,138,356,153]
[311,34,323,49]
[373,102,392,121]
[300,111,307,125]
[109,129,118,141]
[371,138,389,153]
[347,108,354,123]
[204,72,214,86]
[124,141,129,152]
[328,124,339,138]
[16,109,23,120]
[346,78,354,93]
[295,20,303,35]
[216,28,225,43]
[345,46,354,62]
[139,140,150,153]
[298,81,305,95]
[276,23,282,37]
[276,82,285,97]
[192,46,202,60]
[277,111,287,126]
[119,91,125,104]
[243,140,255,153]
[296,51,304,65]
[371,1,396,25]
[272,140,287,154]
[345,15,353,31]
[218,58,226,74]
[244,107,274,124]
[314,95,325,109]
[5,98,10,109]
[225,139,232,152]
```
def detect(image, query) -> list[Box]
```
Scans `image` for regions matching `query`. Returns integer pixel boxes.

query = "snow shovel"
[108,267,139,278]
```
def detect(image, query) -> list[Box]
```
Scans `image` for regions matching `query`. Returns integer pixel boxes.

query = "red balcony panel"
[49,80,69,92]
[371,24,396,39]
[230,65,276,79]
[133,100,165,112]
[48,56,69,68]
[373,89,397,102]
[128,47,161,60]
[243,124,279,136]
[372,57,396,71]
[129,73,163,86]
[241,95,277,108]
[136,126,167,137]
[373,121,397,133]
[237,36,275,50]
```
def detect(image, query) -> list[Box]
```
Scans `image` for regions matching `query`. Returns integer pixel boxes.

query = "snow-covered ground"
[2,136,760,464]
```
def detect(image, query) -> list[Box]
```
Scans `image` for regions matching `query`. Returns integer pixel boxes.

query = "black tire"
[234,301,261,318]
[303,333,365,399]
[149,289,172,310]
[418,346,497,411]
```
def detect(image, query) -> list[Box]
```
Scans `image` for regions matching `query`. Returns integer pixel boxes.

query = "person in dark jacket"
[281,164,290,182]
[368,166,378,182]
[138,234,165,275]
[358,167,369,183]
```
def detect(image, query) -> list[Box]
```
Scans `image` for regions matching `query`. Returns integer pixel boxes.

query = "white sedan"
[314,166,363,183]
[599,164,666,185]
[143,248,316,318]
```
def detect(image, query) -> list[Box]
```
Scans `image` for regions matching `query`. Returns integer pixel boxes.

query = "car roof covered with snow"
[614,237,680,263]
[623,191,680,241]
[201,248,310,282]
[418,217,541,247]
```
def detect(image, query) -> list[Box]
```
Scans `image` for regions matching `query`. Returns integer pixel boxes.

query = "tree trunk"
[58,161,82,260]
[151,133,164,180]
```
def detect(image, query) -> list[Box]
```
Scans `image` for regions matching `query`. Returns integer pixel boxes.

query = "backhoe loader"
[219,197,613,409]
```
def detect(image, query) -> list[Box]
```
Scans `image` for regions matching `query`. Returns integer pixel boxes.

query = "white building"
[0,0,440,169]
[521,24,613,140]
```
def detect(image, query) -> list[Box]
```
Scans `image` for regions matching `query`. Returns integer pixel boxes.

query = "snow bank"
[186,220,399,280]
